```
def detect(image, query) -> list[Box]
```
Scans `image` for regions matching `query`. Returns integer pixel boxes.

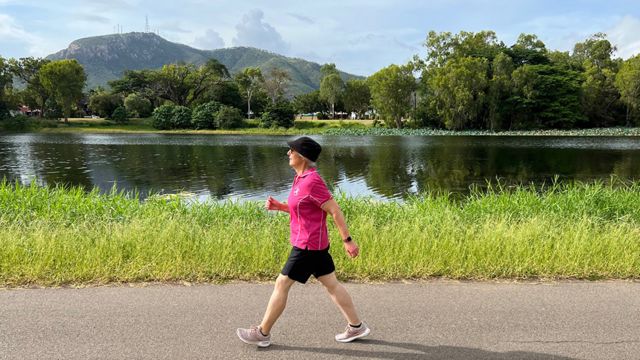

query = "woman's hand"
[266,196,286,212]
[344,240,359,258]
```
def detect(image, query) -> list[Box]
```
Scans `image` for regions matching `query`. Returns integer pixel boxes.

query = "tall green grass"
[1,179,639,286]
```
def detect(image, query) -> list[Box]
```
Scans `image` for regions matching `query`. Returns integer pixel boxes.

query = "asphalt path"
[1,281,639,359]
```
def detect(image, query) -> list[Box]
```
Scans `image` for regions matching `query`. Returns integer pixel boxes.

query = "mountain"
[46,32,361,95]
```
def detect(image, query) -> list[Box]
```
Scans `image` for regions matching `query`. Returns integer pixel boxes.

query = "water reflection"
[1,134,640,201]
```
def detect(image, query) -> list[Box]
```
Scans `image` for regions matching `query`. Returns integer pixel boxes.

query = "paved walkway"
[1,281,639,359]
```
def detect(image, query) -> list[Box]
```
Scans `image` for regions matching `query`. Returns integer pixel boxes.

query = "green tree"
[108,69,161,107]
[111,106,128,124]
[510,64,584,129]
[8,57,50,118]
[507,33,549,66]
[152,63,195,106]
[581,60,621,127]
[124,93,152,118]
[454,30,504,61]
[38,59,86,123]
[548,50,581,70]
[235,67,264,119]
[320,63,339,77]
[368,64,417,128]
[260,98,295,128]
[487,52,514,130]
[215,105,244,129]
[573,33,617,70]
[109,69,154,95]
[152,60,229,107]
[421,31,456,68]
[615,55,640,126]
[320,73,344,118]
[428,57,489,130]
[573,34,622,127]
[171,106,192,129]
[201,80,244,110]
[152,104,175,130]
[89,91,123,118]
[263,68,291,103]
[191,101,222,129]
[292,90,326,118]
[0,56,12,119]
[343,79,371,119]
[420,30,504,68]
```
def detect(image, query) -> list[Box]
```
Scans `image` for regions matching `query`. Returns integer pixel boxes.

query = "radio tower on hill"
[145,15,150,33]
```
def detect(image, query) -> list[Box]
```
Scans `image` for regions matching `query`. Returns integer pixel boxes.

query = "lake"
[1,133,640,201]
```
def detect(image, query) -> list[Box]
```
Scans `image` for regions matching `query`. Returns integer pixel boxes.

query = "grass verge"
[1,180,639,286]
[24,118,640,136]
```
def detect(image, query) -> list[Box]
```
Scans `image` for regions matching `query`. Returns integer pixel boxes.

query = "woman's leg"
[317,272,360,325]
[259,274,296,334]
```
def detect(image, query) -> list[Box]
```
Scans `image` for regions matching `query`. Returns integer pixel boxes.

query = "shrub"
[215,105,244,129]
[192,101,222,129]
[111,106,128,124]
[260,99,295,128]
[89,92,123,118]
[171,106,192,129]
[152,104,175,130]
[0,103,9,120]
[124,93,152,118]
[0,114,35,131]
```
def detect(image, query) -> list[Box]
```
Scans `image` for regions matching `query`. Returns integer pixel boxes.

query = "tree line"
[2,30,640,130]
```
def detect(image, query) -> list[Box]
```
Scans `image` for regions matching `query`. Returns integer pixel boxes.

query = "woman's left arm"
[321,199,359,258]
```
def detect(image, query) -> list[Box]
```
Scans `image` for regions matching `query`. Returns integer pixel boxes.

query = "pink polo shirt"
[288,168,333,250]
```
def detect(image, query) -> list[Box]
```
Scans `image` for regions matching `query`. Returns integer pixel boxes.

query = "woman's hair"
[301,154,317,168]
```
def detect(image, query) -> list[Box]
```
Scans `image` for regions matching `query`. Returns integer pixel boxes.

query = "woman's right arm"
[266,196,289,213]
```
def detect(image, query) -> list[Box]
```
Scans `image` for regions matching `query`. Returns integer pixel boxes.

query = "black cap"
[287,136,322,162]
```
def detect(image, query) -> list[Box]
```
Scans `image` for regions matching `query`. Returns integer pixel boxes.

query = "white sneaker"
[236,325,271,347]
[335,322,370,342]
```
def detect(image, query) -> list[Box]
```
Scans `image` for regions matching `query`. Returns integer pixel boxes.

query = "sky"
[1,0,640,76]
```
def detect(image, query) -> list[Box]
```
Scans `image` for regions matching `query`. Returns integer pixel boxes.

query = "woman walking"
[236,136,370,348]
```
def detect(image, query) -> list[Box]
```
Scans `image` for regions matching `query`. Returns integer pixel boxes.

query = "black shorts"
[281,246,336,284]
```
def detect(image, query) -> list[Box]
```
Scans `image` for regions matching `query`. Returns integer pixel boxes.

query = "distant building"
[17,105,42,117]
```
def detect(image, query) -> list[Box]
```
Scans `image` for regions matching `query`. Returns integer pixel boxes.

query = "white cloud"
[71,13,111,24]
[287,13,314,24]
[0,13,46,56]
[193,29,225,49]
[328,33,420,75]
[157,21,191,34]
[232,9,289,54]
[607,15,640,59]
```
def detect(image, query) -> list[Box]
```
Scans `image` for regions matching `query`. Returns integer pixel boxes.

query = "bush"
[171,106,192,129]
[1,114,36,131]
[111,106,128,124]
[260,99,295,128]
[152,104,175,130]
[0,102,9,120]
[124,93,152,118]
[192,101,222,129]
[215,105,244,129]
[89,92,123,118]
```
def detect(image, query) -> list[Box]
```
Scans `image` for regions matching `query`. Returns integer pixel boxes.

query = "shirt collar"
[295,167,316,180]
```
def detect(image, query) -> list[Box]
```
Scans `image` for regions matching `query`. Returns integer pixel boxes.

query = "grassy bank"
[21,118,640,136]
[32,118,369,135]
[1,180,640,286]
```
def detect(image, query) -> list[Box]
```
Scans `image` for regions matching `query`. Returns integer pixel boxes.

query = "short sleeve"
[309,175,332,206]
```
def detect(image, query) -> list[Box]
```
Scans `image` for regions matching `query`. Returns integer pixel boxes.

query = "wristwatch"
[343,236,352,243]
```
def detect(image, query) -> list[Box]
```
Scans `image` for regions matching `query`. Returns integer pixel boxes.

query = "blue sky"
[1,0,640,75]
